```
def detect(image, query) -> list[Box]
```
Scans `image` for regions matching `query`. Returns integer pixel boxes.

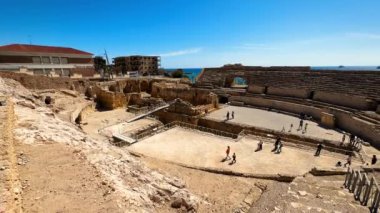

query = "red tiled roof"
[0,44,93,56]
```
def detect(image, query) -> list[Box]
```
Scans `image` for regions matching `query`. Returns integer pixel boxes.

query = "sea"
[166,66,379,83]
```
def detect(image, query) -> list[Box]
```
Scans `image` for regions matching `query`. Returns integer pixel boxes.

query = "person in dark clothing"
[315,143,324,156]
[298,119,304,131]
[232,153,236,164]
[344,154,352,167]
[255,140,263,152]
[226,146,231,159]
[231,111,235,119]
[372,155,377,165]
[272,137,281,152]
[275,142,283,154]
[226,111,230,120]
[349,134,354,144]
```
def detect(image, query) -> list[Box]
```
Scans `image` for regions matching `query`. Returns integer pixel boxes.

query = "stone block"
[230,101,244,106]
[248,84,265,94]
[321,112,335,128]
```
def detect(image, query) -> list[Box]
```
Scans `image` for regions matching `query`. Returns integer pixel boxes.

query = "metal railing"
[132,121,238,141]
[344,167,380,212]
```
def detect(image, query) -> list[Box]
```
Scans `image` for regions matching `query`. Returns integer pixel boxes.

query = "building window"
[42,57,50,64]
[61,58,68,64]
[32,57,41,64]
[52,57,60,64]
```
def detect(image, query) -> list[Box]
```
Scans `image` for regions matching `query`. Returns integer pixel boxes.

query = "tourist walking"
[226,146,231,159]
[232,111,235,119]
[232,153,236,164]
[275,142,283,154]
[255,140,263,152]
[315,143,324,156]
[344,154,352,167]
[272,137,281,152]
[288,123,293,132]
[349,134,355,144]
[303,123,308,134]
[226,111,230,120]
[372,155,377,165]
[298,119,304,131]
[342,134,346,144]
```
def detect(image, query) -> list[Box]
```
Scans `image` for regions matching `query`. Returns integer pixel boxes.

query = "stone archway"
[219,96,229,104]
[231,76,248,88]
[224,75,248,88]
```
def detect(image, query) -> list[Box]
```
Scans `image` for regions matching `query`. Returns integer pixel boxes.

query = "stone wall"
[332,109,380,148]
[229,96,323,120]
[267,87,310,99]
[229,95,380,148]
[94,86,128,110]
[0,72,91,93]
[166,99,216,116]
[151,82,219,107]
[197,66,380,102]
[313,91,377,110]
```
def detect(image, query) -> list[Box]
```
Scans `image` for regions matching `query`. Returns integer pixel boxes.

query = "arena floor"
[206,105,344,142]
[127,127,353,176]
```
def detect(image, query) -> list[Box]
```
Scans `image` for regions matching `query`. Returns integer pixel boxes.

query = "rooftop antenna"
[104,49,110,65]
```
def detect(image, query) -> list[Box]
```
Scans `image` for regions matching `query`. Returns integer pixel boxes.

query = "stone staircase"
[250,174,368,212]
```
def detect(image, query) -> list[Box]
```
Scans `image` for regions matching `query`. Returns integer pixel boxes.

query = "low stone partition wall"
[331,109,380,148]
[267,87,310,99]
[313,91,377,111]
[247,85,265,94]
[94,86,128,110]
[151,82,219,106]
[0,71,93,93]
[229,96,323,120]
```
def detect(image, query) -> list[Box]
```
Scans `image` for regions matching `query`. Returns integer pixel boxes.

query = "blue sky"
[1,0,380,68]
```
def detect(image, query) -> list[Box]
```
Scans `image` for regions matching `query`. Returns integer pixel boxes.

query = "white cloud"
[346,32,380,40]
[158,47,202,57]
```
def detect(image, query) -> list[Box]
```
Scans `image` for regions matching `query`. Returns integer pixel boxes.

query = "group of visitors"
[298,119,308,134]
[226,111,235,120]
[281,120,308,134]
[253,137,283,154]
[225,146,237,164]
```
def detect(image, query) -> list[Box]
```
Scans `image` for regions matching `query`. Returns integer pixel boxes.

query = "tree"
[171,69,184,78]
[94,56,106,73]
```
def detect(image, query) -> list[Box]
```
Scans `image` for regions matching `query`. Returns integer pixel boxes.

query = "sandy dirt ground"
[206,105,344,141]
[80,108,135,141]
[128,127,354,176]
[16,142,122,213]
[141,156,266,213]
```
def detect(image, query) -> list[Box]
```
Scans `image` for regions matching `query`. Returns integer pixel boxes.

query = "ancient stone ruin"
[1,66,380,212]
